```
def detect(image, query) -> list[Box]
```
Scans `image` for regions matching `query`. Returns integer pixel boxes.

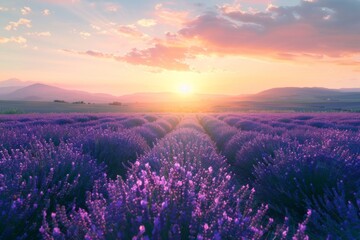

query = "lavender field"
[1,113,360,239]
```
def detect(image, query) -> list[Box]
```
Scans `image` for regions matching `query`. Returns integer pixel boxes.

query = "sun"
[178,83,193,95]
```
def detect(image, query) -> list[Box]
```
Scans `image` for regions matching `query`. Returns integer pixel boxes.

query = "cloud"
[42,9,51,16]
[84,50,113,58]
[5,18,32,31]
[21,6,32,15]
[137,19,157,27]
[118,0,360,70]
[90,24,101,31]
[40,0,79,4]
[88,2,121,13]
[121,44,191,71]
[27,31,52,37]
[179,0,360,58]
[117,25,145,38]
[0,6,9,12]
[79,32,91,39]
[88,22,147,38]
[0,36,27,45]
[335,59,360,67]
[155,3,189,26]
[236,0,271,4]
[104,3,119,12]
[62,0,360,71]
[62,43,194,71]
[62,49,115,59]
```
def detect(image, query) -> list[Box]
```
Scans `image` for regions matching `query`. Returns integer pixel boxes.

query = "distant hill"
[0,83,120,103]
[0,78,35,95]
[339,88,360,92]
[243,87,360,102]
[0,78,34,88]
[1,79,360,104]
[0,86,24,95]
[0,83,229,103]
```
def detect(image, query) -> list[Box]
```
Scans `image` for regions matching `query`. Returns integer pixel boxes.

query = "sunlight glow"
[178,83,193,95]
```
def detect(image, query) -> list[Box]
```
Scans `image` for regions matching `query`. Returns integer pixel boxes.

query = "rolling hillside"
[1,79,360,104]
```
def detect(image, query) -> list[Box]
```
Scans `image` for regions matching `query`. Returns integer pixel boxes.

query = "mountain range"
[1,79,360,103]
[245,87,360,102]
[0,79,231,103]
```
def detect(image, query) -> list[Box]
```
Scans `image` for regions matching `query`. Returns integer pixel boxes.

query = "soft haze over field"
[1,0,360,95]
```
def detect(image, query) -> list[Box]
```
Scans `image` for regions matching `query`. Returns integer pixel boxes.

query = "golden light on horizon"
[178,83,193,95]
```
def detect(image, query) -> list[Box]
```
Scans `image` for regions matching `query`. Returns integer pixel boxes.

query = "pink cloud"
[42,9,51,16]
[121,44,191,71]
[154,4,189,26]
[63,0,360,71]
[177,0,360,62]
[21,7,32,15]
[62,45,192,71]
[117,25,145,38]
[62,49,115,59]
[40,0,79,4]
[240,0,271,3]
[27,31,52,37]
[104,3,119,12]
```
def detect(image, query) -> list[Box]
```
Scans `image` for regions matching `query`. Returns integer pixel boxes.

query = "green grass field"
[1,100,360,114]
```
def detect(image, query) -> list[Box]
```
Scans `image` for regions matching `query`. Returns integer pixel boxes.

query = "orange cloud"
[62,43,194,71]
[62,49,117,61]
[121,44,191,71]
[179,0,360,59]
[0,36,27,44]
[117,25,145,38]
[27,31,52,37]
[154,4,189,26]
[5,18,32,31]
[62,0,360,71]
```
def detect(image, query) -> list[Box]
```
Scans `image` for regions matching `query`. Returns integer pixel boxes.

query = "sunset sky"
[1,0,359,95]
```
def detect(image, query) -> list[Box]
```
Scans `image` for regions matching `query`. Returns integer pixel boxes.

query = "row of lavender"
[1,112,358,239]
[0,114,180,239]
[40,117,308,239]
[200,114,360,239]
[0,114,159,148]
[219,113,360,132]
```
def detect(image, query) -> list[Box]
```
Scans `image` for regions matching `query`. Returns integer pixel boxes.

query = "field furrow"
[0,113,359,239]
